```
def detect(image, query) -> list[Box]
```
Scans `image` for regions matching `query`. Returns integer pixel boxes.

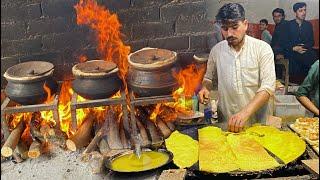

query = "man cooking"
[198,3,276,133]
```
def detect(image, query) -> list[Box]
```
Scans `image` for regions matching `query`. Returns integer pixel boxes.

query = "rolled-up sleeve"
[257,43,276,96]
[204,47,218,86]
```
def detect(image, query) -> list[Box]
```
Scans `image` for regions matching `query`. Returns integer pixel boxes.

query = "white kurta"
[204,35,276,125]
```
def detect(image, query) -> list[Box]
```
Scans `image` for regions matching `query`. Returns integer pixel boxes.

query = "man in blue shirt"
[286,2,317,84]
[271,8,290,58]
[270,8,290,80]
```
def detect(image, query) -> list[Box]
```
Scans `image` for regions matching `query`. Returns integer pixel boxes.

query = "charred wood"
[1,120,25,157]
[106,109,123,149]
[156,119,172,138]
[66,113,94,151]
[165,121,175,131]
[136,118,150,147]
[16,141,29,159]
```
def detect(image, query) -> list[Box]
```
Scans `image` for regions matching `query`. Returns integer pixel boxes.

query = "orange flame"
[149,64,206,122]
[74,0,131,88]
[57,81,74,137]
[40,83,56,126]
[79,55,88,63]
[149,104,162,122]
[173,64,206,98]
[74,0,133,124]
[9,112,33,129]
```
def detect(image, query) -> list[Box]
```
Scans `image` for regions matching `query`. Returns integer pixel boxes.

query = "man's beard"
[227,35,244,47]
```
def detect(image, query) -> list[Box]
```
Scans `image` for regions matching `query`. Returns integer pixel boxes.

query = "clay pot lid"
[128,47,177,69]
[193,53,209,63]
[3,61,54,81]
[72,60,118,78]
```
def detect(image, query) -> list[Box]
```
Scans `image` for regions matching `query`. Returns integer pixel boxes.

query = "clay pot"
[127,48,179,97]
[71,60,122,99]
[3,61,58,105]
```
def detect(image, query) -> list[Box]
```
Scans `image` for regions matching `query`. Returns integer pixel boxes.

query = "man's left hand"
[228,111,250,133]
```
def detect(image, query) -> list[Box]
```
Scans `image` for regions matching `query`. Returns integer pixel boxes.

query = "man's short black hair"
[260,19,268,25]
[215,3,245,22]
[293,2,306,12]
[272,8,285,17]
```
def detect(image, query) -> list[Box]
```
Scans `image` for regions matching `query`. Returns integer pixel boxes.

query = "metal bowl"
[105,148,173,173]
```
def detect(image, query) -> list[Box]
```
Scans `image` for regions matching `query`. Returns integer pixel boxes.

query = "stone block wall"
[1,0,221,88]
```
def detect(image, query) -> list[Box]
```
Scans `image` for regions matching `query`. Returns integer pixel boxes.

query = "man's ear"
[243,19,249,29]
[243,19,249,26]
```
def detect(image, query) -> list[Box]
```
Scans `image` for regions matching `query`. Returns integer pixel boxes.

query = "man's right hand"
[198,87,210,104]
[293,45,307,54]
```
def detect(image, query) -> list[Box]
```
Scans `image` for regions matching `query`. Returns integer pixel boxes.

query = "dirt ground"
[1,144,161,180]
[1,145,107,180]
[0,90,219,180]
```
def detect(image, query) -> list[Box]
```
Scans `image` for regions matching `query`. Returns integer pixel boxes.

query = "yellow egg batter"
[111,151,169,172]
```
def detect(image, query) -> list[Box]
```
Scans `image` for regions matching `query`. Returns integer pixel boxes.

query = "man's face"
[259,22,267,31]
[272,12,284,24]
[296,6,306,20]
[220,20,248,47]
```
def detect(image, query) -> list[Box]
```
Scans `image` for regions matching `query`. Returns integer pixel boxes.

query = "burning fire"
[149,64,206,122]
[172,64,206,98]
[74,0,130,88]
[40,83,56,127]
[7,5,130,137]
[8,112,33,130]
[40,81,118,137]
[6,1,206,141]
[79,55,88,63]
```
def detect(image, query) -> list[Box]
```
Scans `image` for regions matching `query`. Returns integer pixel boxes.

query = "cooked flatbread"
[165,131,198,168]
[246,125,306,164]
[198,126,239,173]
[227,134,280,171]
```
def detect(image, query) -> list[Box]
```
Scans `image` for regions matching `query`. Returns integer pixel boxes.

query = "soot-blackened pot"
[4,61,58,105]
[71,60,122,99]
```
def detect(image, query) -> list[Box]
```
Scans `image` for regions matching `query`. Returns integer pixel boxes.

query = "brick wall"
[1,0,220,88]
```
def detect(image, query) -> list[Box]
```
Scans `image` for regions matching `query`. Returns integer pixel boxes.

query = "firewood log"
[84,109,114,154]
[66,113,94,151]
[165,121,175,131]
[120,124,130,149]
[145,119,162,144]
[136,107,162,144]
[1,120,25,157]
[106,109,123,149]
[30,114,45,142]
[156,119,172,138]
[40,123,55,138]
[12,151,24,163]
[28,140,41,158]
[83,130,102,154]
[16,141,29,159]
[136,118,150,147]
[98,138,110,156]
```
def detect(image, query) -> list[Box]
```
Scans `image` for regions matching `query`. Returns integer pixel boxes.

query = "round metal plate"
[105,149,173,173]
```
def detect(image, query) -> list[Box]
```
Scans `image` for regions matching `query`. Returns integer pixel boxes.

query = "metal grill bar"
[70,90,129,132]
[129,92,175,156]
[1,87,60,140]
[130,94,174,106]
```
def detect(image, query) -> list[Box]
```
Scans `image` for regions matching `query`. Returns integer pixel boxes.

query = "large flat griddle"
[176,124,310,177]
